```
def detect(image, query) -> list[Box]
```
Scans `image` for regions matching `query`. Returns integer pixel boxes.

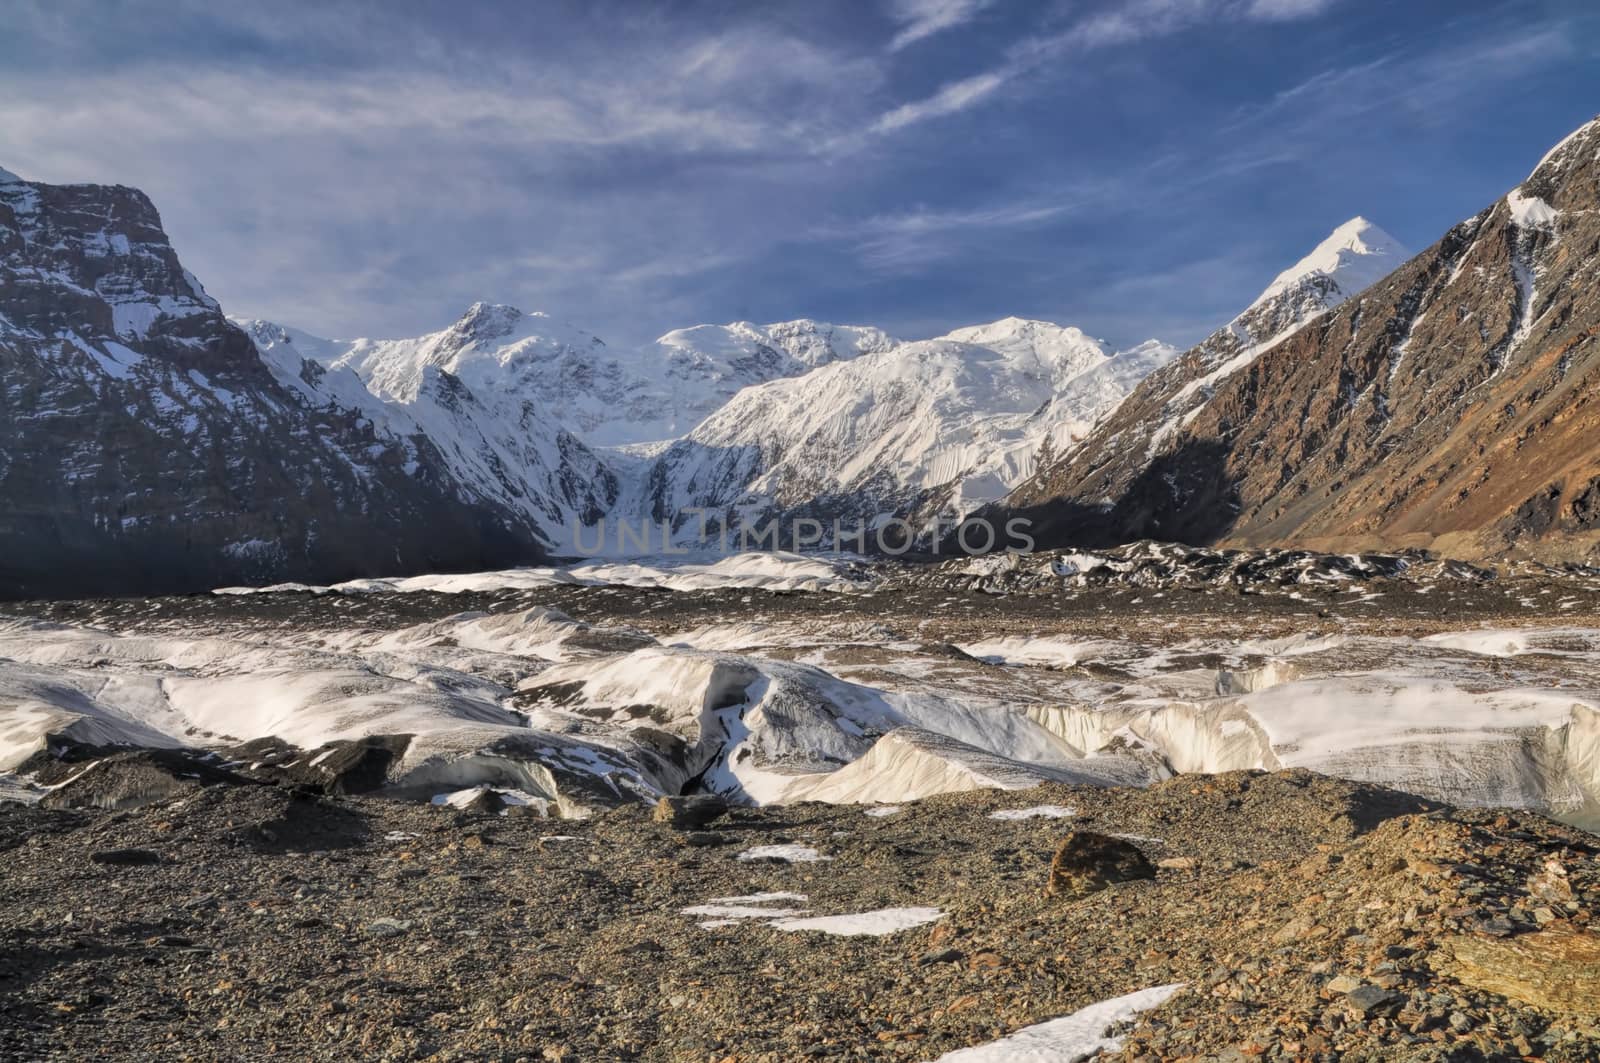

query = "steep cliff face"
[1004,218,1407,541]
[1003,117,1600,561]
[0,168,544,598]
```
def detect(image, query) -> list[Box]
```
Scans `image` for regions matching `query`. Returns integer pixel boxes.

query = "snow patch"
[924,982,1186,1062]
[770,906,942,937]
[736,845,831,863]
[1507,189,1560,231]
[988,804,1077,820]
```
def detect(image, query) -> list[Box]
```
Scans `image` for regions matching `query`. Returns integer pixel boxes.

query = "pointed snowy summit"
[1249,217,1407,311]
[0,165,23,185]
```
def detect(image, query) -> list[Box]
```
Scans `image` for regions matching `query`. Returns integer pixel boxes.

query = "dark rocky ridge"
[1004,117,1600,563]
[0,169,545,599]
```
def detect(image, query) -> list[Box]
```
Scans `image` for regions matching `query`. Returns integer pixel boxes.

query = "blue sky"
[1,0,1594,349]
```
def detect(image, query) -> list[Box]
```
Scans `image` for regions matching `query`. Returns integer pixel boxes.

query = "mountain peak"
[451,302,524,342]
[1528,115,1600,181]
[942,317,1090,344]
[0,165,23,185]
[1248,216,1406,312]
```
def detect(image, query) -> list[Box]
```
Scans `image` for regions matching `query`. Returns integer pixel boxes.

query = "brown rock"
[1044,831,1156,899]
[1431,925,1600,1016]
[651,795,730,830]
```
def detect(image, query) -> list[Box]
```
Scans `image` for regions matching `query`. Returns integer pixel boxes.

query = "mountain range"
[3,115,1597,595]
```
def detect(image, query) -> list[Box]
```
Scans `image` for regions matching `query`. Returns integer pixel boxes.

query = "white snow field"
[3,609,1600,827]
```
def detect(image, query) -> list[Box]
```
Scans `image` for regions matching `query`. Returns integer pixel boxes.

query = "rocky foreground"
[2,769,1598,1061]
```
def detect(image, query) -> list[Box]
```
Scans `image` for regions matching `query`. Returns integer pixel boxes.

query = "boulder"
[652,795,730,830]
[1045,831,1156,899]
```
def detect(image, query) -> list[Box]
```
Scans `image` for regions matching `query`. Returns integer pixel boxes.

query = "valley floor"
[2,771,1598,1061]
[4,553,1600,1058]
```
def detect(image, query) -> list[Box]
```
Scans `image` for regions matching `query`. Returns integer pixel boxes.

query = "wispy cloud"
[0,11,890,341]
[869,72,1007,134]
[823,193,1101,271]
[1244,0,1338,21]
[1222,22,1574,136]
[867,0,1345,137]
[886,0,997,52]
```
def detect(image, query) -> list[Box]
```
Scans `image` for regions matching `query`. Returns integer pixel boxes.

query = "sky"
[0,0,1595,351]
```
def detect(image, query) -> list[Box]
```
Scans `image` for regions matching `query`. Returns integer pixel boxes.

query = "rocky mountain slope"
[1005,118,1600,561]
[632,318,1178,545]
[1001,216,1407,541]
[0,167,546,598]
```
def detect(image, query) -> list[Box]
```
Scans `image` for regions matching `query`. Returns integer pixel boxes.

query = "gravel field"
[3,769,1598,1061]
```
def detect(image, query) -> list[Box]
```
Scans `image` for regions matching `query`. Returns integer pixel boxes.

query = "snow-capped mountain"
[1006,117,1600,561]
[649,319,899,440]
[0,167,545,597]
[230,306,912,552]
[238,308,621,553]
[248,307,900,450]
[632,318,1178,544]
[1005,216,1409,543]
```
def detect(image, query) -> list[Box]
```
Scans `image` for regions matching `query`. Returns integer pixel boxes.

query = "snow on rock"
[1029,220,1410,502]
[1529,116,1600,178]
[925,982,1186,1062]
[1506,188,1561,232]
[1165,218,1406,412]
[682,892,811,923]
